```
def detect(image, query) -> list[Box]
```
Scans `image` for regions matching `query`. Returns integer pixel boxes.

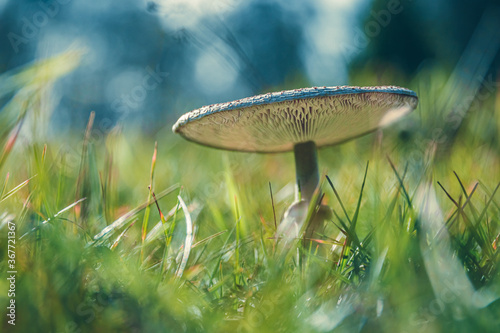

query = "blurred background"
[0,0,498,134]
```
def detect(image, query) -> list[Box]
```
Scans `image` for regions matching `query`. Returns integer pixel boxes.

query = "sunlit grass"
[0,53,499,332]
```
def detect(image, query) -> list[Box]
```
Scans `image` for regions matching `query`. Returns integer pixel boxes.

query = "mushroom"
[173,86,418,243]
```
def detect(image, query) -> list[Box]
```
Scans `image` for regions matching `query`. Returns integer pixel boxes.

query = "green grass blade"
[141,142,158,262]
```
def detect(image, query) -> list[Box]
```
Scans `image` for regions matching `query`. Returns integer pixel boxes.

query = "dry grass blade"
[192,230,228,248]
[304,238,343,246]
[42,198,87,224]
[0,175,36,203]
[111,219,138,250]
[175,195,194,278]
[20,197,88,239]
[93,184,180,242]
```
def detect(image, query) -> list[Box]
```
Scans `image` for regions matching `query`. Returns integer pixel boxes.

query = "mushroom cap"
[173,85,418,153]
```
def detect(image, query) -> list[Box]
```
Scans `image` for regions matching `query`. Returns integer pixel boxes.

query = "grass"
[1,53,499,333]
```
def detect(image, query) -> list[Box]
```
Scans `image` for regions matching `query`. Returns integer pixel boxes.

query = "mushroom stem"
[293,141,320,202]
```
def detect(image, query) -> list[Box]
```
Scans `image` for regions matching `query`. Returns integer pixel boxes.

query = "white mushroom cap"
[172,86,418,153]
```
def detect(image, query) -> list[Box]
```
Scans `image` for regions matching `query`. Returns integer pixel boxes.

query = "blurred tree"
[352,0,499,77]
[227,1,307,90]
[0,0,311,131]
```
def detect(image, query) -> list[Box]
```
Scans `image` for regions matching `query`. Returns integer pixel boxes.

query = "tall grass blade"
[141,142,158,262]
[0,175,35,203]
[175,195,194,278]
